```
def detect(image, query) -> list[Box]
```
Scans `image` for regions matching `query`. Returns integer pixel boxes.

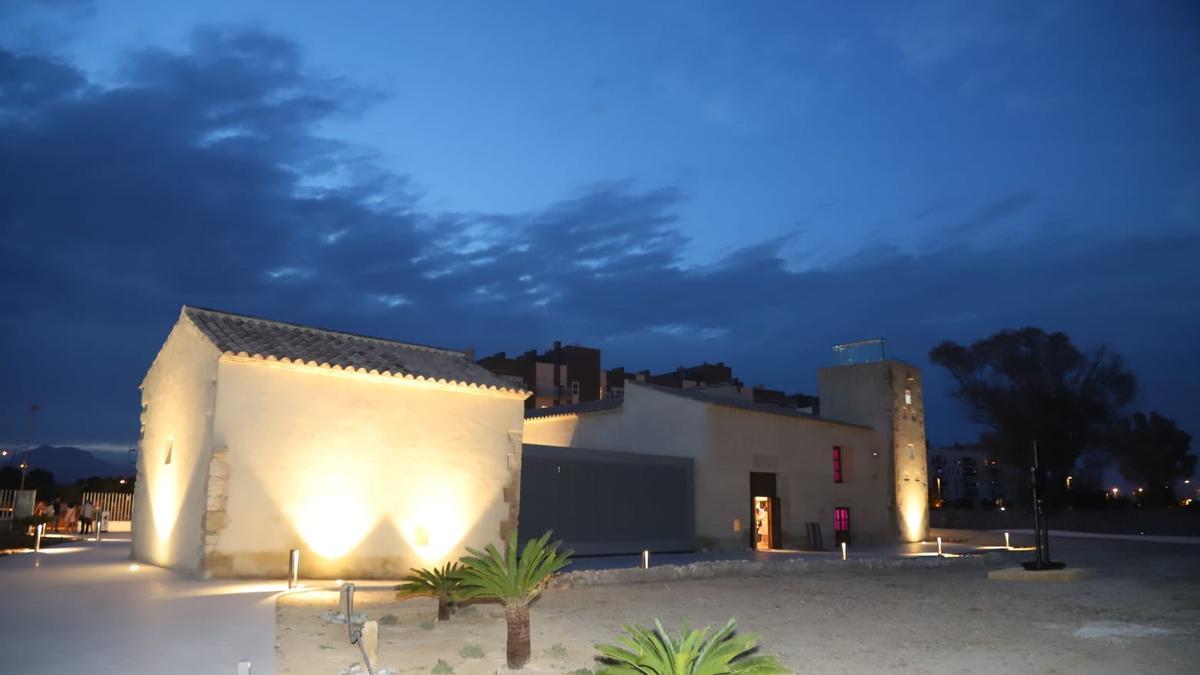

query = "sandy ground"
[277,537,1200,674]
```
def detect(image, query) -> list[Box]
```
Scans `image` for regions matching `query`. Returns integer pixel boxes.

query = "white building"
[523,358,929,549]
[133,306,527,578]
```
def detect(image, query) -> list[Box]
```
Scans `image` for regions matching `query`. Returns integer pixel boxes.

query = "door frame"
[749,472,781,549]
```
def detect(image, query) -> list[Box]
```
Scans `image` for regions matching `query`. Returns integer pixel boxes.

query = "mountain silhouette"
[7,445,132,484]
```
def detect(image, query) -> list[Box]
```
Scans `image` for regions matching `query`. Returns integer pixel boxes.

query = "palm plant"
[457,531,573,668]
[396,562,462,621]
[595,618,787,674]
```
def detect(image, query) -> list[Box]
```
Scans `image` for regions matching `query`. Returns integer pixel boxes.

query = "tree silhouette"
[1109,412,1194,506]
[930,327,1135,499]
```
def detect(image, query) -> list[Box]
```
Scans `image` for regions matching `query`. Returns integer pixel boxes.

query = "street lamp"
[1065,476,1072,490]
[18,461,28,490]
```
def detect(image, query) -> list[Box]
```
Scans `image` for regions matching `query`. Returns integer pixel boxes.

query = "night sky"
[1,1,1197,458]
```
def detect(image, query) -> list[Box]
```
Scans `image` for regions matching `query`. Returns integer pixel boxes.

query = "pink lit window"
[834,507,850,532]
[832,447,843,483]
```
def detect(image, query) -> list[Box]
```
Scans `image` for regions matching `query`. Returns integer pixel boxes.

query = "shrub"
[595,618,786,674]
[457,531,573,669]
[377,613,400,626]
[431,659,454,674]
[458,644,485,659]
[397,562,463,621]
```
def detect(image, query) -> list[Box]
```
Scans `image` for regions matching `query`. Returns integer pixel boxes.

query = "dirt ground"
[276,537,1200,674]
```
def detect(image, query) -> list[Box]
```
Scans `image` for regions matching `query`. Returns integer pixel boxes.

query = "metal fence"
[82,491,134,522]
[0,489,15,520]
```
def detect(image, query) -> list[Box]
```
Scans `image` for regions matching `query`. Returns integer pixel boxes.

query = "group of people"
[33,499,105,534]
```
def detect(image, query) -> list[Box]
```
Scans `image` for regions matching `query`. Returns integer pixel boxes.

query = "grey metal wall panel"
[519,443,695,555]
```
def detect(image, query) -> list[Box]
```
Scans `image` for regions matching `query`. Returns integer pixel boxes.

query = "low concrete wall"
[930,508,1200,537]
[549,552,997,589]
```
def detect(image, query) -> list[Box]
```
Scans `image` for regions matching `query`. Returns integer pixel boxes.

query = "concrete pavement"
[0,534,278,674]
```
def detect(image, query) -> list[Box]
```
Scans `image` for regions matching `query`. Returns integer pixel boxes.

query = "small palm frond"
[595,618,789,674]
[457,531,573,603]
[396,562,462,598]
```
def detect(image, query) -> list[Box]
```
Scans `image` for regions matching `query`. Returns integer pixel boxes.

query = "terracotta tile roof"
[182,306,526,396]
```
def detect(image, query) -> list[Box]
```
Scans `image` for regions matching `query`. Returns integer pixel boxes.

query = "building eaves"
[524,396,624,420]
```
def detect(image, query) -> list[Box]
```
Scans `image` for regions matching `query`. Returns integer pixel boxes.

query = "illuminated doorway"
[753,496,774,550]
[749,472,780,550]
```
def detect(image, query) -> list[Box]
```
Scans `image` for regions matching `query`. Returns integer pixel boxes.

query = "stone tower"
[819,359,929,543]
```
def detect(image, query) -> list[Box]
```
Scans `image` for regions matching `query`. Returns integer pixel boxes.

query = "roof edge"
[218,352,530,399]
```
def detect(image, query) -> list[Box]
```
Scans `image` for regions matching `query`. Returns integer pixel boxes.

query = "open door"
[753,496,772,550]
[750,471,781,550]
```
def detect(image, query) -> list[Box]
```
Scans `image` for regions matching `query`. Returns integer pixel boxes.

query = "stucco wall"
[818,360,929,542]
[705,407,887,547]
[132,314,221,573]
[525,382,893,548]
[206,356,526,578]
[524,384,707,458]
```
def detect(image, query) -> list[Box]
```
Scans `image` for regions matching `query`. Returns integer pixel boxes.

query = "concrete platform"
[988,565,1094,581]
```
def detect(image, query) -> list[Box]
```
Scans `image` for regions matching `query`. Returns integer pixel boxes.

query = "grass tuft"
[418,620,435,631]
[545,643,568,658]
[378,613,400,626]
[431,659,454,674]
[459,643,485,659]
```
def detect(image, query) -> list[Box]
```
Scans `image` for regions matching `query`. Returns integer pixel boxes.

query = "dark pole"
[1030,441,1044,568]
[20,404,38,492]
[1024,439,1065,571]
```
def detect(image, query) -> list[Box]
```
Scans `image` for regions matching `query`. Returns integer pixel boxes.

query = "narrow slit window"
[904,388,913,405]
[832,447,843,483]
[164,439,174,465]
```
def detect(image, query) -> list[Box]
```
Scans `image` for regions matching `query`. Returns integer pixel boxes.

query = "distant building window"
[832,447,843,483]
[834,507,850,532]
[904,389,913,405]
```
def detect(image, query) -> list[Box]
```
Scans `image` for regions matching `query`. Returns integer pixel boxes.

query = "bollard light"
[641,550,650,570]
[238,660,252,675]
[1004,532,1011,551]
[840,542,847,561]
[288,549,300,589]
[936,536,943,557]
[34,522,44,552]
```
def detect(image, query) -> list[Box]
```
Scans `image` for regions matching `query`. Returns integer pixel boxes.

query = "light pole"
[19,461,28,491]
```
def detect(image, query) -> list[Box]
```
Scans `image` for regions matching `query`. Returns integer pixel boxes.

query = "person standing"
[64,502,78,534]
[80,500,95,534]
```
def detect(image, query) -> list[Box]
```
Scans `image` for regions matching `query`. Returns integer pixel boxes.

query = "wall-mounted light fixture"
[641,550,650,570]
[1004,532,1011,550]
[840,542,847,561]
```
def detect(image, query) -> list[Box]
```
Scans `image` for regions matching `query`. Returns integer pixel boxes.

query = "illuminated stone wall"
[205,356,526,578]
[818,360,930,543]
[132,314,222,573]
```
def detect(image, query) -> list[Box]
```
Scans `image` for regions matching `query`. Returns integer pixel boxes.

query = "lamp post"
[18,462,28,491]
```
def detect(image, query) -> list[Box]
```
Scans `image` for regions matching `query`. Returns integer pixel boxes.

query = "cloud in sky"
[0,26,1197,451]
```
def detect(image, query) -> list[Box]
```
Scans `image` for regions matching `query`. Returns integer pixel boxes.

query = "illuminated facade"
[524,361,929,549]
[132,307,528,578]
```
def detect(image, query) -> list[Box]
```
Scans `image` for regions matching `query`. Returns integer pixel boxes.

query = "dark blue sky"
[1,0,1197,456]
